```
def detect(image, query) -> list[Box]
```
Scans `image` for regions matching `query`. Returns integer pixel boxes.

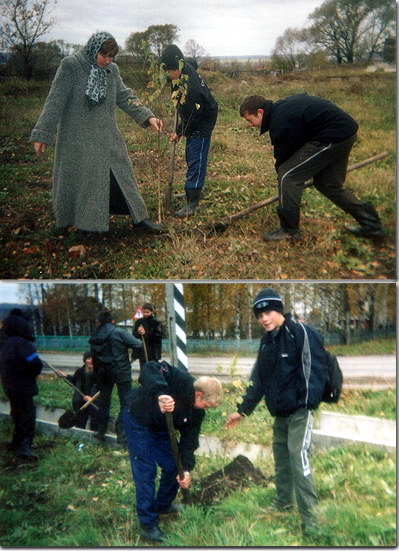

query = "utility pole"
[165,283,188,370]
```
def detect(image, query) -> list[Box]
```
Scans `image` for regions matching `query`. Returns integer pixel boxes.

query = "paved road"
[41,352,396,388]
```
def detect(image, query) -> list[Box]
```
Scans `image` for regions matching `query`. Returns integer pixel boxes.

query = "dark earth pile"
[190,454,272,505]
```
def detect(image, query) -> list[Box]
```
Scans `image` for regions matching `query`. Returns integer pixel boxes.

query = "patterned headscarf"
[83,31,115,106]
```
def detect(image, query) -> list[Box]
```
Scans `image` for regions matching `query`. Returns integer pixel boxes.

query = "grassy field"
[0,405,395,546]
[0,67,396,279]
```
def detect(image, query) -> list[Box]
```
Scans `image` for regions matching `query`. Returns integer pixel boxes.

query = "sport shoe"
[347,225,387,238]
[158,503,184,514]
[139,523,165,542]
[263,227,302,242]
[267,502,295,512]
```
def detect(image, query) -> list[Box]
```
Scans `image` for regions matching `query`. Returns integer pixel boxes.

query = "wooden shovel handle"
[44,362,99,410]
[165,411,185,480]
[79,391,101,411]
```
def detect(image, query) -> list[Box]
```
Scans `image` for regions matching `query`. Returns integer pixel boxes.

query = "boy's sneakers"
[158,503,185,514]
[139,523,165,542]
[267,501,295,512]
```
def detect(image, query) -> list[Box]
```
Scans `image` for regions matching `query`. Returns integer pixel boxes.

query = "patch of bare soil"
[190,455,272,505]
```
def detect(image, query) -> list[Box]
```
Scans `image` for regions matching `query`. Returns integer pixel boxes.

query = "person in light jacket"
[30,31,164,237]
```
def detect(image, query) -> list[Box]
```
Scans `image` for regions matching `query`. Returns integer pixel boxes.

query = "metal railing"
[35,328,395,353]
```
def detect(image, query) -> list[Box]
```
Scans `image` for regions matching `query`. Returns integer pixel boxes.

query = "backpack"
[89,327,115,369]
[322,351,344,403]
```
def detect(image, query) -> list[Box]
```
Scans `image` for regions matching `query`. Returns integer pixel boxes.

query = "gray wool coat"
[30,53,155,232]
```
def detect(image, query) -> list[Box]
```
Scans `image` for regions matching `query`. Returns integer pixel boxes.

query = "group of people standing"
[1,289,336,542]
[30,31,385,242]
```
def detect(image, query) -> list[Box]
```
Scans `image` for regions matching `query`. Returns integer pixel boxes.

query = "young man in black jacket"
[89,311,142,444]
[227,289,328,536]
[132,303,162,370]
[0,312,43,459]
[161,44,218,217]
[123,360,223,542]
[240,94,386,241]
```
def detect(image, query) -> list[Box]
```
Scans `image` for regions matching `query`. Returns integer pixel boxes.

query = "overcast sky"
[44,0,324,57]
[0,283,27,304]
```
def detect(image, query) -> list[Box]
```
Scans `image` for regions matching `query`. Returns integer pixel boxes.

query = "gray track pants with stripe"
[277,133,366,215]
[273,408,318,527]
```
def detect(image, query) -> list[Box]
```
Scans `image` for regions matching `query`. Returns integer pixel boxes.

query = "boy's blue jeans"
[184,136,211,191]
[123,408,179,527]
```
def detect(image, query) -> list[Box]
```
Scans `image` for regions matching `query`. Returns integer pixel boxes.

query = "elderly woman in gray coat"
[30,31,164,235]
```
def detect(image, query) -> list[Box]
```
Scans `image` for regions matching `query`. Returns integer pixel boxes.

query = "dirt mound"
[191,454,272,505]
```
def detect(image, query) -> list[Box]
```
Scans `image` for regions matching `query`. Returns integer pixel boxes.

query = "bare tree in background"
[184,39,207,64]
[0,0,56,79]
[307,0,396,64]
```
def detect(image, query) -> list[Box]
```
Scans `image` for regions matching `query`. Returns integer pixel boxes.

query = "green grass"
[0,418,395,546]
[0,69,395,279]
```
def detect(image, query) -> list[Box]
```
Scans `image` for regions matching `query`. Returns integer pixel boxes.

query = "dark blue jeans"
[123,408,179,527]
[184,136,211,191]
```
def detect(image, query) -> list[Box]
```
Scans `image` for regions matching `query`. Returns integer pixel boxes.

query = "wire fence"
[35,328,395,353]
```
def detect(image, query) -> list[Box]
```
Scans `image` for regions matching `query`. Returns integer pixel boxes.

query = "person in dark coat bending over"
[227,289,329,537]
[161,44,218,217]
[123,360,223,542]
[0,312,43,459]
[132,303,163,370]
[240,94,386,241]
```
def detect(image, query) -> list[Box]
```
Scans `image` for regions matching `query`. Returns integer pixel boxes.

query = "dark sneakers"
[267,501,295,512]
[158,503,185,514]
[139,523,165,542]
[347,226,387,238]
[263,227,302,242]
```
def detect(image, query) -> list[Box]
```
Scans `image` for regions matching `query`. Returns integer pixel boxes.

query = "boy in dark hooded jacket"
[89,311,142,444]
[132,303,163,370]
[227,289,329,536]
[0,312,43,459]
[161,44,218,217]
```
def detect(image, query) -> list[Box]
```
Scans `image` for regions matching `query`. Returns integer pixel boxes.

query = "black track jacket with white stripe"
[260,93,359,170]
[237,314,328,418]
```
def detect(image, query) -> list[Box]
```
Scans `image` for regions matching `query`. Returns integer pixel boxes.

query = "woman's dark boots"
[263,207,302,242]
[135,218,165,233]
[175,189,201,218]
[347,202,386,238]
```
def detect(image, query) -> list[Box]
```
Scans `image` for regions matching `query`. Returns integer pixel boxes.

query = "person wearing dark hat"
[0,312,43,459]
[57,351,99,430]
[132,304,163,372]
[161,44,218,217]
[239,94,386,241]
[226,289,329,537]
